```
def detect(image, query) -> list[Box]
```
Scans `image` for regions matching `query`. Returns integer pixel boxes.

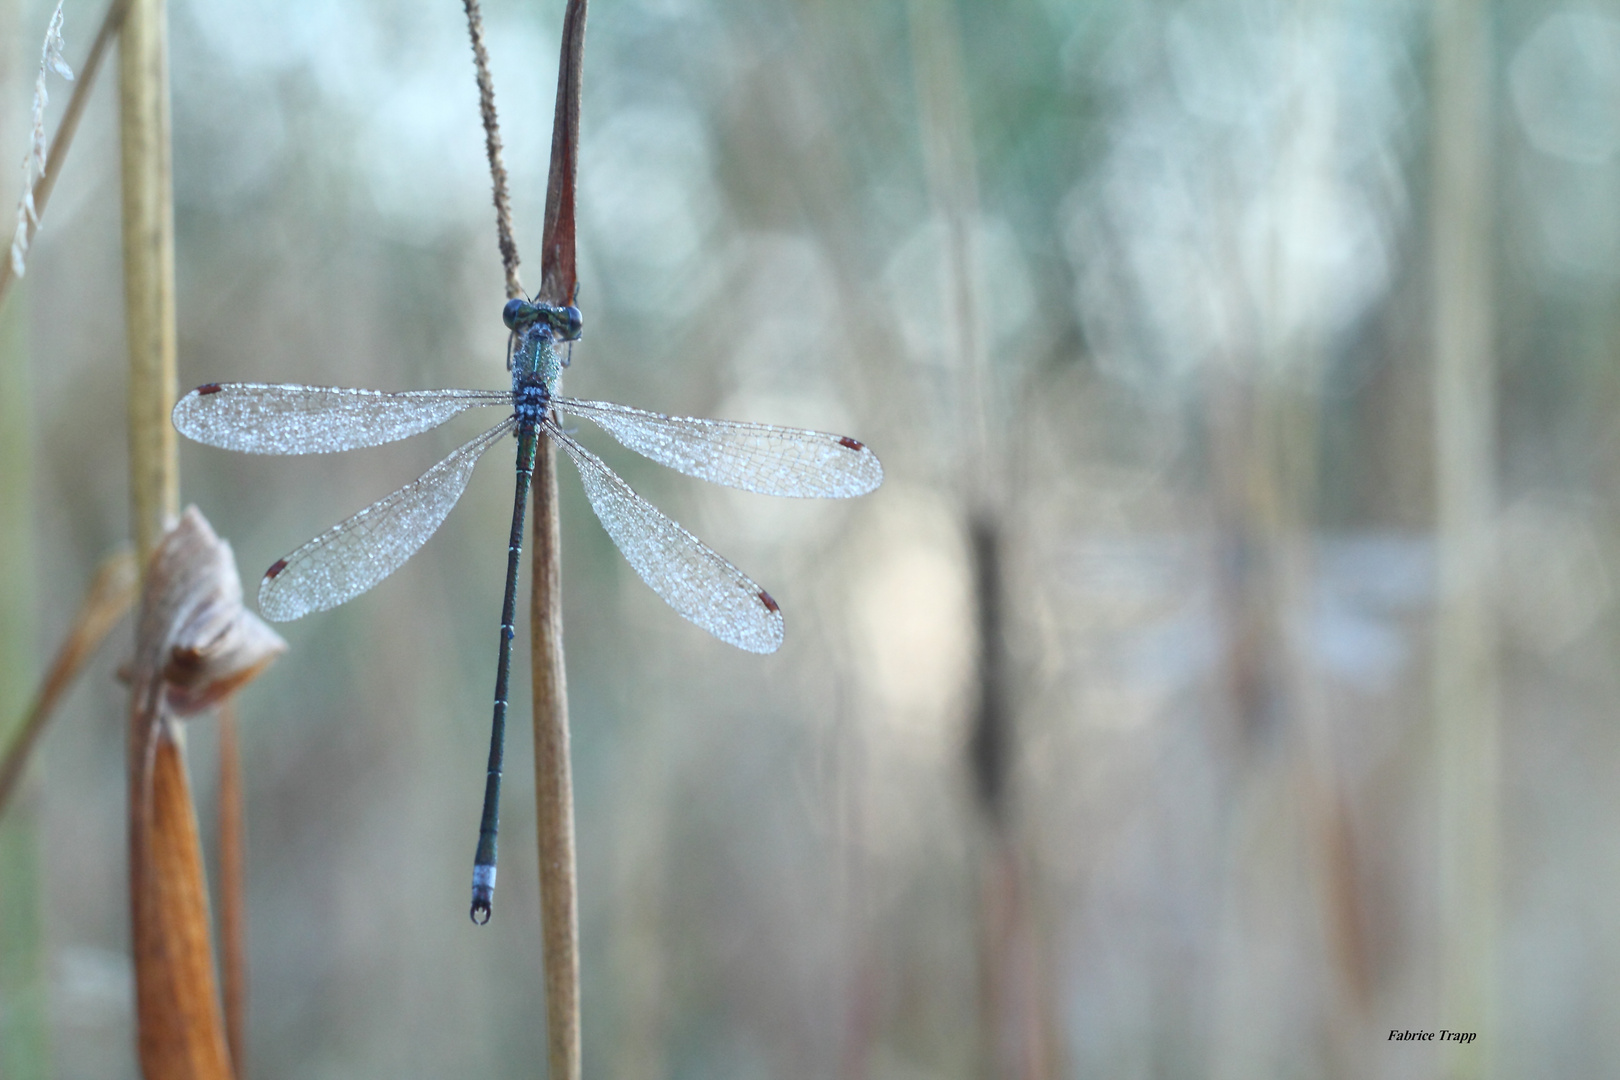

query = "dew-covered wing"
[173,383,509,455]
[258,419,515,621]
[555,397,883,498]
[546,419,784,653]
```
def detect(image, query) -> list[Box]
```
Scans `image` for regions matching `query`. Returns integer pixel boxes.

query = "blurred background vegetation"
[1,0,1616,1076]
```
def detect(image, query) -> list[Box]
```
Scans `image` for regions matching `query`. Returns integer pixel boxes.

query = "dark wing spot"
[838,436,864,451]
[758,590,780,613]
[197,383,223,395]
[264,558,288,580]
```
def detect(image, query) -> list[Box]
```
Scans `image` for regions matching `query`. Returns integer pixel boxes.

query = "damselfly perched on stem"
[172,299,882,922]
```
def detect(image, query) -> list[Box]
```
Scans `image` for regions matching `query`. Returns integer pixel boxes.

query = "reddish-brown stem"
[532,3,587,1079]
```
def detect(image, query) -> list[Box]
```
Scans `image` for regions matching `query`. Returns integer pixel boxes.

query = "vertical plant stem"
[218,701,247,1080]
[122,2,233,1077]
[533,4,586,1078]
[1431,0,1499,1072]
[530,444,577,1080]
[121,0,177,562]
[464,0,585,1072]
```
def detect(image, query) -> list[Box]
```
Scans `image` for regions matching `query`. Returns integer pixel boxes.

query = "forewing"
[547,419,784,653]
[173,383,509,455]
[555,397,883,498]
[258,419,516,621]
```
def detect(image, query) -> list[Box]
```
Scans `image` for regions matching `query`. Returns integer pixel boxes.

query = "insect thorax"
[512,327,563,398]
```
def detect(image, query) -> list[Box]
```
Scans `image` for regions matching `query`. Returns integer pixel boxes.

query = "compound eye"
[502,298,529,330]
[562,305,583,339]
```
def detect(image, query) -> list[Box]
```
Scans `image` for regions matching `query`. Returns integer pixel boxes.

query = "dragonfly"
[172,298,883,923]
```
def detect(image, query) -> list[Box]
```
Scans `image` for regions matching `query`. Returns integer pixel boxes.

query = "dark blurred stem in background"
[968,516,1056,1080]
[1431,0,1500,1074]
[969,519,1008,830]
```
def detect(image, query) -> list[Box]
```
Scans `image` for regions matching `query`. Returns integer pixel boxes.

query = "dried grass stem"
[463,0,523,299]
[0,0,131,310]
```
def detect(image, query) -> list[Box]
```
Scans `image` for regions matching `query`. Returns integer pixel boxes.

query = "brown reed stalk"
[0,548,137,821]
[217,699,247,1080]
[0,0,131,311]
[463,2,586,1075]
[532,5,586,1079]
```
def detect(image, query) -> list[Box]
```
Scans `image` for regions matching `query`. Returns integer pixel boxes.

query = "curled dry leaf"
[133,506,285,716]
[128,507,283,1080]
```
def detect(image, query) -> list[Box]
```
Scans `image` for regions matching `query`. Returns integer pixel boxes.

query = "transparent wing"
[259,419,516,621]
[555,397,883,498]
[173,383,510,455]
[546,418,784,653]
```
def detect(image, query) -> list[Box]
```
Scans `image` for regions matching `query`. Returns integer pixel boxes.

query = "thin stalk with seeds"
[0,0,132,311]
[463,0,522,299]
